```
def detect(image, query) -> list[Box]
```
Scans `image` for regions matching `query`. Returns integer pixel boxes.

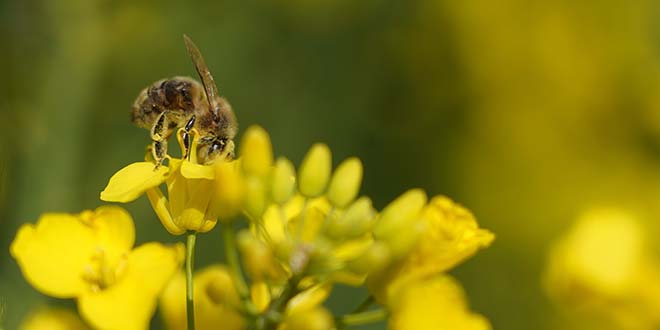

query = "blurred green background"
[3,0,660,329]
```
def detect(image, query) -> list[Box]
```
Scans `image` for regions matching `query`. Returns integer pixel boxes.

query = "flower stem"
[351,295,375,314]
[336,309,387,329]
[221,222,251,308]
[186,232,197,330]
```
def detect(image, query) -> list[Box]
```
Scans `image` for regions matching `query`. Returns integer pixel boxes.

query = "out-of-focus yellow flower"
[160,265,246,330]
[20,307,90,330]
[388,275,491,330]
[544,208,660,329]
[101,128,243,234]
[369,195,494,304]
[10,206,183,330]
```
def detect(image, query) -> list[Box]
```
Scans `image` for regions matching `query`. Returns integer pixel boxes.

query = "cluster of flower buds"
[11,125,494,330]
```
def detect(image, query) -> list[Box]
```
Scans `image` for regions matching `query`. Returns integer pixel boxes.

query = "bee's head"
[197,137,235,164]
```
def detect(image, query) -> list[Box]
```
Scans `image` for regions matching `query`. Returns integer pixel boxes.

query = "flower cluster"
[11,124,494,330]
[544,208,660,330]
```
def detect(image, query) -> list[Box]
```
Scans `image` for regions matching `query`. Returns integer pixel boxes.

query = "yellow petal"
[10,213,96,298]
[78,243,184,330]
[181,161,215,180]
[146,187,186,235]
[175,178,214,231]
[100,162,168,203]
[88,206,135,266]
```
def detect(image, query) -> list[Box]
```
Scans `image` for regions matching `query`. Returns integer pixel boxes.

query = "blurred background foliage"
[3,0,660,329]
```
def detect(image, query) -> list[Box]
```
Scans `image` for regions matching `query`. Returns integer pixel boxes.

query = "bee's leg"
[150,111,171,167]
[151,140,168,168]
[180,115,196,160]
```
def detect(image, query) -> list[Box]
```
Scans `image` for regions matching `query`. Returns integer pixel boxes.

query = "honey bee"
[131,35,237,166]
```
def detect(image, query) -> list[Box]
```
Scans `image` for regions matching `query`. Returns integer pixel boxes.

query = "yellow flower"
[544,208,660,328]
[369,195,494,304]
[160,265,246,330]
[20,307,90,330]
[388,275,491,330]
[10,206,184,330]
[101,128,243,234]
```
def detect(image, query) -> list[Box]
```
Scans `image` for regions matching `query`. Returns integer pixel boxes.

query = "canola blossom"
[11,207,183,330]
[11,124,494,330]
[544,208,660,329]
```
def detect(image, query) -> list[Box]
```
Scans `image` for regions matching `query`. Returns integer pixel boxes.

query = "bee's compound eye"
[210,139,225,154]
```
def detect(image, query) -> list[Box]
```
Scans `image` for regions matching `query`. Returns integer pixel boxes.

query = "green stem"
[351,295,375,314]
[186,232,197,330]
[222,222,251,307]
[337,309,387,328]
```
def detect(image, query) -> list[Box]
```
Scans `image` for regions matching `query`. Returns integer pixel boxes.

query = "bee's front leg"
[180,115,196,160]
[150,111,172,168]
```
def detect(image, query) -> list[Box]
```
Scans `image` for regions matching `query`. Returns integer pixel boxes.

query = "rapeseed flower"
[101,128,243,234]
[544,208,660,329]
[368,195,494,304]
[14,119,494,330]
[10,206,183,330]
[388,276,491,330]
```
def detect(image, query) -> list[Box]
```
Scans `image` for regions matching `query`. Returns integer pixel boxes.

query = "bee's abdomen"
[131,77,202,129]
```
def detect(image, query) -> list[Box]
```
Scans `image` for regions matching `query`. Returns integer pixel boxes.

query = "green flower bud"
[373,189,427,240]
[271,157,296,204]
[240,126,273,177]
[298,143,331,198]
[327,157,363,208]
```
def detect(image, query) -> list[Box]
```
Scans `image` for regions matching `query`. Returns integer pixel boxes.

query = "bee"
[131,35,237,166]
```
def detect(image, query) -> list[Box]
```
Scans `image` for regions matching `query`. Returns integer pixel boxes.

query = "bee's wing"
[183,35,221,117]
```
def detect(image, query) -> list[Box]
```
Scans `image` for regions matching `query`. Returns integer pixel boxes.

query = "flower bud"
[326,157,363,208]
[240,126,273,177]
[284,307,334,330]
[348,241,390,275]
[326,197,375,240]
[244,177,268,219]
[237,230,286,281]
[373,189,427,240]
[298,143,331,198]
[250,281,271,313]
[271,157,296,204]
[209,161,245,222]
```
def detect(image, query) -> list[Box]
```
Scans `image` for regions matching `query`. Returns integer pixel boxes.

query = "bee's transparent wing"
[183,35,221,117]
